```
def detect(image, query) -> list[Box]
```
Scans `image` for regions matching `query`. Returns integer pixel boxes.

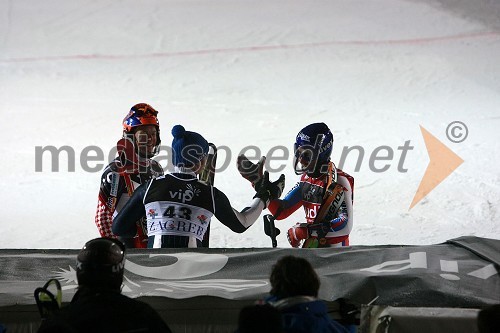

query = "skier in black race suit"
[113,124,285,248]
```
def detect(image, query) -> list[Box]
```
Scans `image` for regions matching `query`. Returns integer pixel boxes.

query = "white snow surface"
[1,0,499,249]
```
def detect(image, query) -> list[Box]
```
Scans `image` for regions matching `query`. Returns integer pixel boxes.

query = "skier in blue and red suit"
[238,123,354,248]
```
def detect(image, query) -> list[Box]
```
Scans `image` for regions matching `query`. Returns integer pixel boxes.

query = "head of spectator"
[270,255,320,300]
[76,237,126,292]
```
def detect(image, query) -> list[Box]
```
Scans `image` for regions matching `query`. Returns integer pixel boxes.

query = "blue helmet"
[294,122,333,175]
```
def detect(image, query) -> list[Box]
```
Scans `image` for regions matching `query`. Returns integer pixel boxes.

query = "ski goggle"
[131,104,158,117]
[293,145,318,175]
[294,144,316,163]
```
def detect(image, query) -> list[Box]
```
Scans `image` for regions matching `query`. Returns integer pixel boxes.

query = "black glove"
[237,155,266,186]
[253,171,285,208]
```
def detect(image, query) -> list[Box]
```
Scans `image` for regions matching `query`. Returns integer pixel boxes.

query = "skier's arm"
[112,182,149,237]
[288,188,350,247]
[95,167,125,238]
[268,181,302,219]
[95,194,115,238]
[213,187,265,233]
[212,172,285,232]
[329,201,349,231]
[236,154,296,218]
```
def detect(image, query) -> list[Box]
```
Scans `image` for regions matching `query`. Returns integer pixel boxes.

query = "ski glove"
[237,155,266,186]
[287,223,309,248]
[253,171,285,208]
[115,137,150,174]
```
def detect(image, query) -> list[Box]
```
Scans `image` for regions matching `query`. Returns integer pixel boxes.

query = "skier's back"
[113,125,285,248]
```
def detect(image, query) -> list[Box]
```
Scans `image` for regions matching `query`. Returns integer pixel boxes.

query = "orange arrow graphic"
[409,126,464,210]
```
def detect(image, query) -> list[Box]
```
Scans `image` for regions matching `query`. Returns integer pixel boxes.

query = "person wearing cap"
[95,103,164,249]
[112,124,285,248]
[37,238,172,333]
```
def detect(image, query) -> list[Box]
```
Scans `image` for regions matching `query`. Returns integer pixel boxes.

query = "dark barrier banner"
[0,236,499,307]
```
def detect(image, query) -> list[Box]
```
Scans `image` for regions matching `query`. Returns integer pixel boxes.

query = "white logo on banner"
[126,252,227,279]
[54,252,269,296]
[360,251,499,281]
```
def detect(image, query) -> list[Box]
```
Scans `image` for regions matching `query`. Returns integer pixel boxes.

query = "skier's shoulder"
[334,161,353,181]
[336,168,352,179]
[147,172,213,199]
[97,160,125,190]
[211,185,223,197]
[167,172,211,187]
[334,167,354,191]
[100,159,122,177]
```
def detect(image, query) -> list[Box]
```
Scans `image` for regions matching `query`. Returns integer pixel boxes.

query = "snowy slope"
[1,0,499,248]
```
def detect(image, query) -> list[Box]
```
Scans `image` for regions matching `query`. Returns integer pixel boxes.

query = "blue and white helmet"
[293,122,333,175]
[122,103,161,157]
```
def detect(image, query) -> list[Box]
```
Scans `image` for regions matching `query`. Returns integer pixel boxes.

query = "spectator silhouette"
[267,255,348,333]
[478,304,500,333]
[236,303,284,333]
[37,237,172,333]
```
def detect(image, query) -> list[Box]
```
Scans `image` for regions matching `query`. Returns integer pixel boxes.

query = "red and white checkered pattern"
[95,199,117,238]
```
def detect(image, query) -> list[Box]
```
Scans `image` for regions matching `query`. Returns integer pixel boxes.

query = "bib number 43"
[163,205,192,220]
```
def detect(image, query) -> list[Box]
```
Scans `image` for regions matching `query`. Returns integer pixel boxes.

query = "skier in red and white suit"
[94,103,163,248]
[238,123,354,248]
